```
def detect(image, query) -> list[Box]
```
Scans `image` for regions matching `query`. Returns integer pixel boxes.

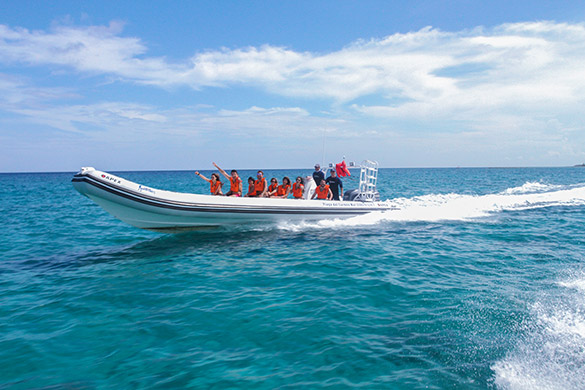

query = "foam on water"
[558,278,585,293]
[2,169,585,389]
[492,272,585,390]
[502,181,563,194]
[279,182,585,231]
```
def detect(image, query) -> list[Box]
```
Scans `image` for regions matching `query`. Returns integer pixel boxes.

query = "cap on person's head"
[330,168,336,172]
[315,164,320,169]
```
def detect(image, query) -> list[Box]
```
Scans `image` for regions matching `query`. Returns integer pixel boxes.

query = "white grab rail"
[354,160,378,202]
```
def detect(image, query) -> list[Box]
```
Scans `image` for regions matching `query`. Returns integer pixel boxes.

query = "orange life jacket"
[247,182,255,195]
[254,178,266,194]
[315,184,330,199]
[276,184,290,196]
[229,177,241,193]
[292,183,304,198]
[210,180,221,195]
[268,183,278,193]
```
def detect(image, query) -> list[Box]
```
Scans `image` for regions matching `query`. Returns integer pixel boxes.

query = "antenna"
[321,129,326,169]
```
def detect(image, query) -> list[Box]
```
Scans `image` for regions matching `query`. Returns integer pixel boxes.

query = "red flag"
[336,161,351,177]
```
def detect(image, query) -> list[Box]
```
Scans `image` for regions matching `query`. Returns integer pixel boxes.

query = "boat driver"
[312,164,325,187]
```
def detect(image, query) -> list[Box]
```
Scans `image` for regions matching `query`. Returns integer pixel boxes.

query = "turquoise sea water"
[1,167,585,389]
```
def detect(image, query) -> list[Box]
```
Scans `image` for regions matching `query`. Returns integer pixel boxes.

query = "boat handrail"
[354,160,378,202]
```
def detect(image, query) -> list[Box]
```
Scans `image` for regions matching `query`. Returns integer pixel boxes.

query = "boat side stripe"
[72,175,388,215]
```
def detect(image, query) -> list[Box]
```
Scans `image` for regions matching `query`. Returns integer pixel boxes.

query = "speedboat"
[72,162,391,232]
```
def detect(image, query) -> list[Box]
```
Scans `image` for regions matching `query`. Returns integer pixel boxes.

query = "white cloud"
[0,83,348,141]
[9,102,167,134]
[2,21,584,105]
[0,73,78,105]
[0,22,180,82]
[2,20,585,169]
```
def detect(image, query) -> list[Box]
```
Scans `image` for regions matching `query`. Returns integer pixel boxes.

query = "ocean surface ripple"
[1,167,584,389]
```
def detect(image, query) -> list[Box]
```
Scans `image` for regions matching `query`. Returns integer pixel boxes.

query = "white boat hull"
[72,167,392,232]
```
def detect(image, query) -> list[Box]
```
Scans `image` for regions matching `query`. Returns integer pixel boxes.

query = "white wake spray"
[279,182,585,231]
[493,271,585,390]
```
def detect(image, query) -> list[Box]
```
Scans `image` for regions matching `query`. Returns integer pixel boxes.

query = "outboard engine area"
[343,189,380,202]
[342,160,380,202]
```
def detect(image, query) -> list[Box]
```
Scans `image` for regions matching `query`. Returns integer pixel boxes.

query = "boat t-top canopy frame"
[354,160,379,202]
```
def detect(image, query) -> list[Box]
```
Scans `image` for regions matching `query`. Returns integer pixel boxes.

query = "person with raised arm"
[195,171,223,195]
[213,162,242,197]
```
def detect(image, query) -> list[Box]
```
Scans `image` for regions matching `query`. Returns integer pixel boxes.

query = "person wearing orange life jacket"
[248,170,267,197]
[213,162,242,197]
[244,177,255,197]
[273,177,291,198]
[195,171,223,195]
[311,179,332,200]
[266,178,279,197]
[292,177,304,199]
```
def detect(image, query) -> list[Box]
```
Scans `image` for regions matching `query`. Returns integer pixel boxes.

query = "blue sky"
[2,0,585,172]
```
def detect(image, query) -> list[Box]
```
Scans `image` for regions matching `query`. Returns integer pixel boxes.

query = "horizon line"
[1,165,583,175]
